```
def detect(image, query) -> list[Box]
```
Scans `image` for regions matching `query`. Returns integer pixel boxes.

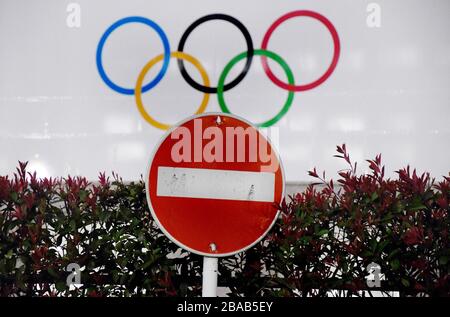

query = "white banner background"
[0,0,449,182]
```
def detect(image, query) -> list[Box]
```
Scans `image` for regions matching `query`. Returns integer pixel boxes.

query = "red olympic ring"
[261,10,341,92]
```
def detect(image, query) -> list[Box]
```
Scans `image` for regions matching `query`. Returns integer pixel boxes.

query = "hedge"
[0,145,448,297]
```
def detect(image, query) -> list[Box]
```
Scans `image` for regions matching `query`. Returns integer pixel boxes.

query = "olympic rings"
[261,10,340,92]
[96,10,341,129]
[96,16,171,95]
[135,52,210,130]
[218,49,295,127]
[177,14,254,94]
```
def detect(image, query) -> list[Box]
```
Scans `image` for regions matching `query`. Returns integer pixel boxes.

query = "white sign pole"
[202,257,218,297]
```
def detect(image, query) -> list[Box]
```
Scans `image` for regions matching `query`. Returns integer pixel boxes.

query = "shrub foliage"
[0,145,448,297]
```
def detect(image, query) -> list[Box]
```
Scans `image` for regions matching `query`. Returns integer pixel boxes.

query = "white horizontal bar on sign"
[156,166,275,202]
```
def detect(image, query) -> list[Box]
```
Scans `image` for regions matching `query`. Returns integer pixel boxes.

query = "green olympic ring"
[217,49,295,127]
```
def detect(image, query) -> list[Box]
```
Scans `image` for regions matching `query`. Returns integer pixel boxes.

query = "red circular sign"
[146,113,285,257]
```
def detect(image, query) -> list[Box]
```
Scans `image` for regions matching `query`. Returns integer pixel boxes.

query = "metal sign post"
[202,257,218,297]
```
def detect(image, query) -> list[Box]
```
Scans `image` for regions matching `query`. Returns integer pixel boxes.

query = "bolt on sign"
[145,113,285,257]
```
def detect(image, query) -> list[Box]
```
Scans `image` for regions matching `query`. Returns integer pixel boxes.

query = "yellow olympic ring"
[135,52,210,130]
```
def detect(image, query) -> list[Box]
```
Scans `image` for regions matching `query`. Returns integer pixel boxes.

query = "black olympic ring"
[177,13,254,94]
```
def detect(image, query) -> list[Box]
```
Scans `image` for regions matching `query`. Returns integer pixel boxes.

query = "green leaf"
[439,256,448,266]
[299,236,313,244]
[55,281,67,292]
[382,214,394,223]
[377,240,390,253]
[370,239,377,252]
[79,190,88,202]
[409,197,427,211]
[16,273,26,291]
[390,258,400,271]
[5,249,14,259]
[112,270,119,283]
[10,192,18,202]
[370,192,378,202]
[47,267,59,279]
[387,248,401,260]
[401,278,410,287]
[69,219,76,231]
[409,204,427,211]
[142,257,155,270]
[317,229,329,237]
[394,202,404,213]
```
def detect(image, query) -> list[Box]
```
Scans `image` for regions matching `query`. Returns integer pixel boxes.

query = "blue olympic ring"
[96,16,171,95]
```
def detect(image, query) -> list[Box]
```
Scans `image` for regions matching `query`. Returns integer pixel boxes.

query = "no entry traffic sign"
[146,113,285,257]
